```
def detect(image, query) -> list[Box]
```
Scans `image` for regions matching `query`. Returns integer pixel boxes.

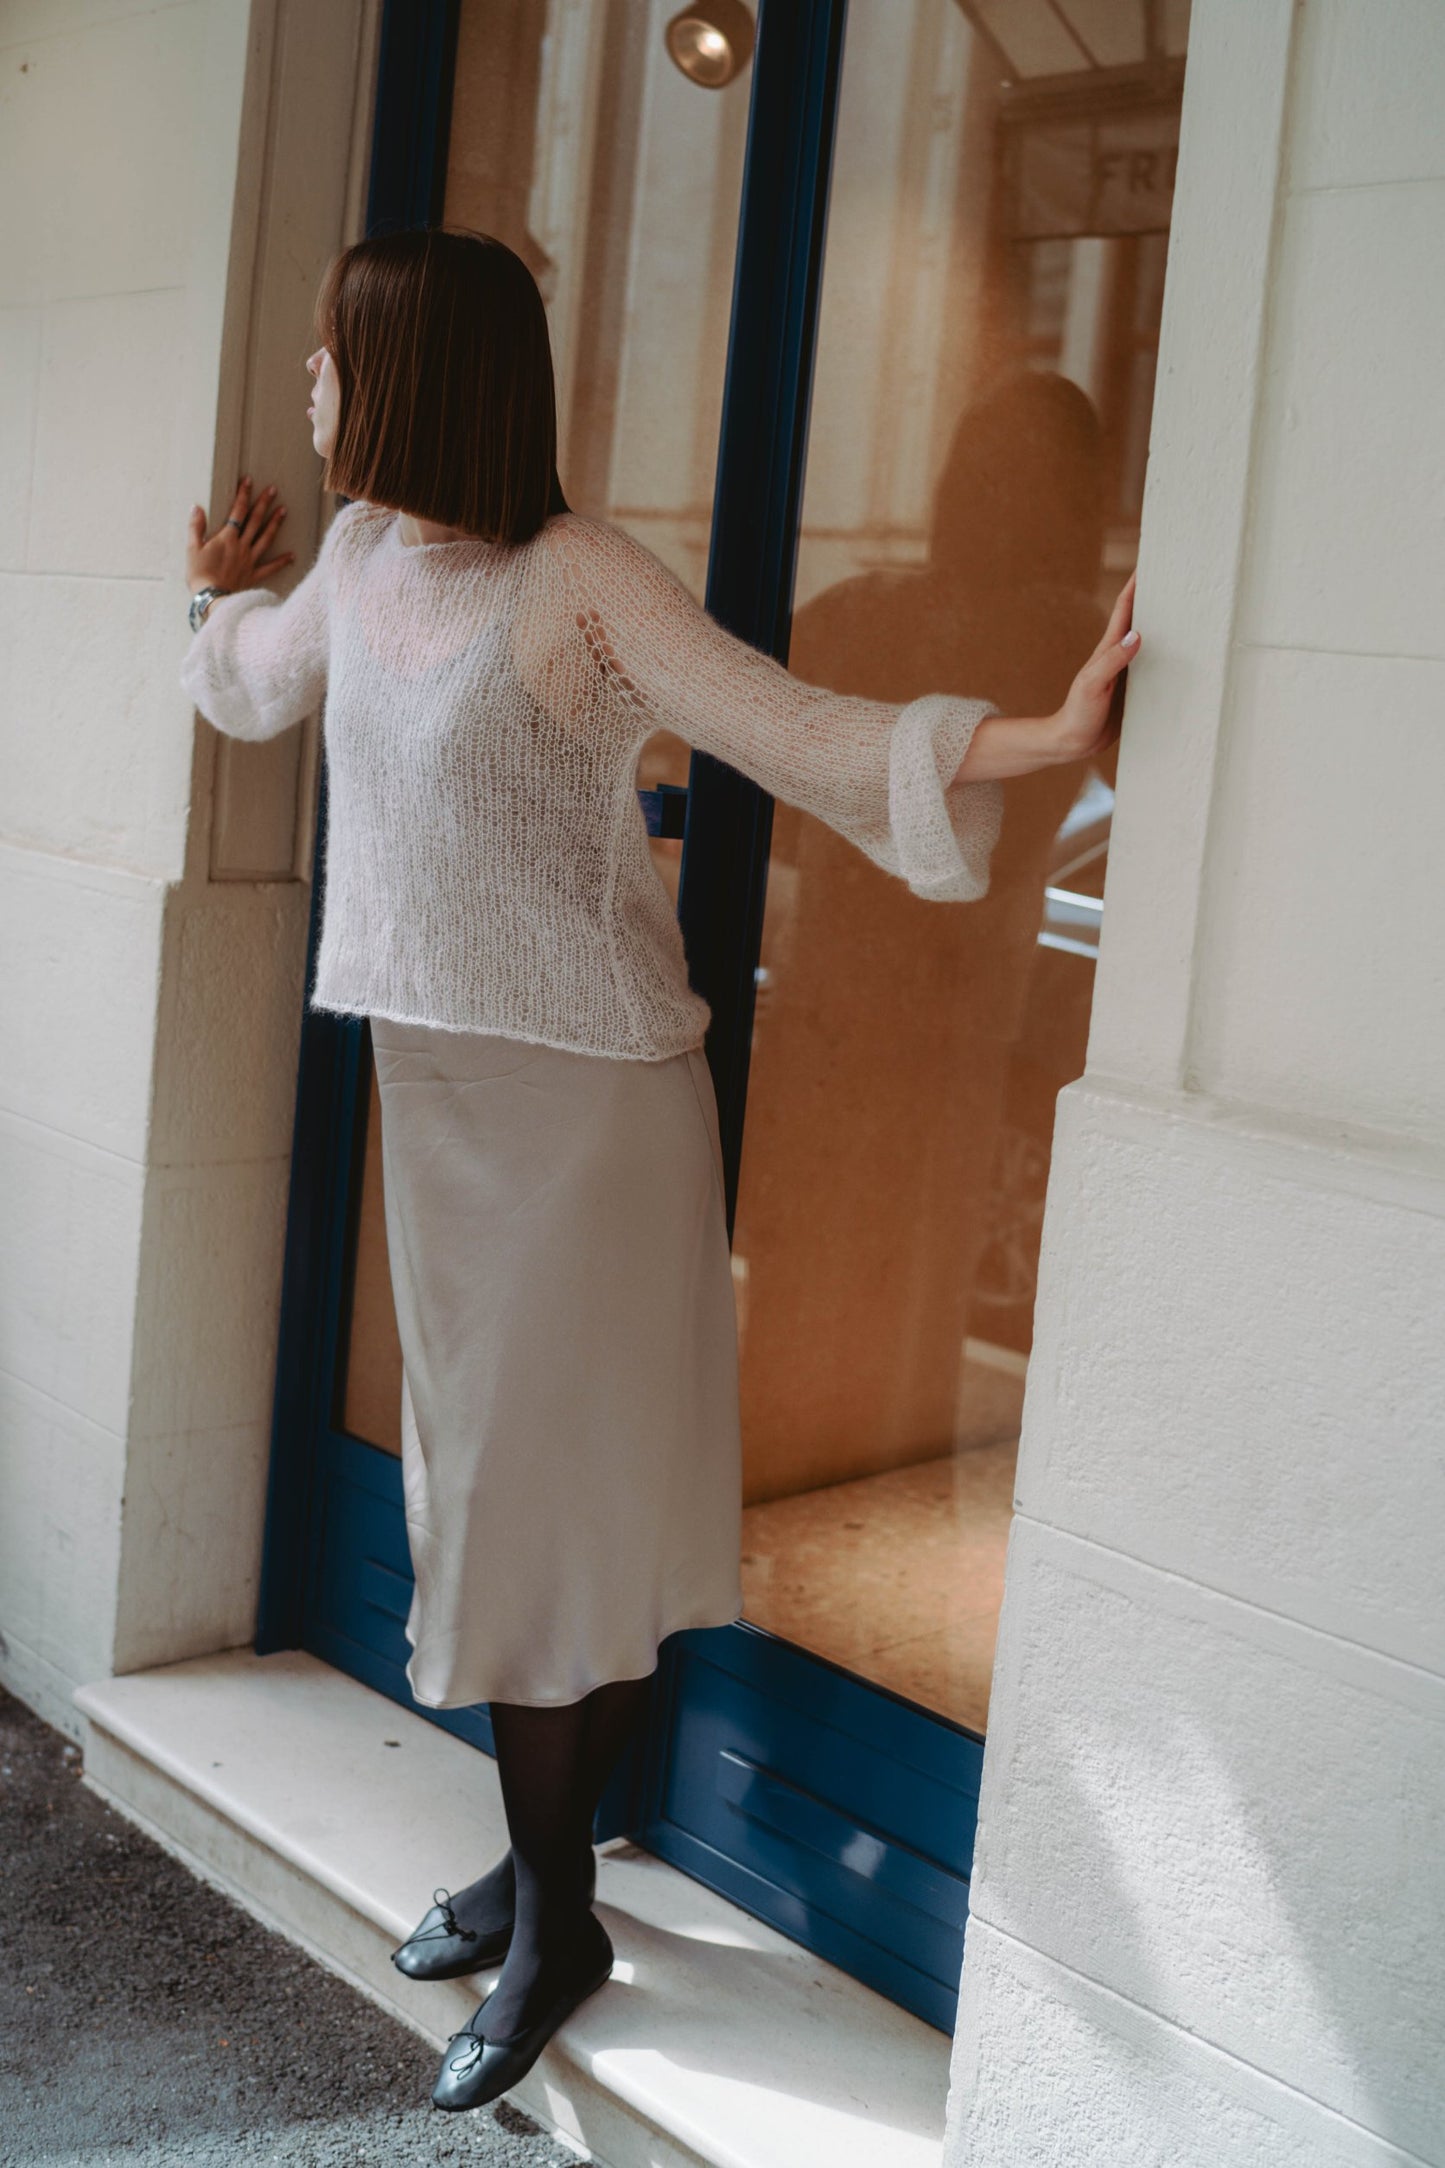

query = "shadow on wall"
[955,1535,1439,2161]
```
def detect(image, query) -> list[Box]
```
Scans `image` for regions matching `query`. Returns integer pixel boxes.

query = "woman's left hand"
[186,476,296,596]
[1051,572,1139,764]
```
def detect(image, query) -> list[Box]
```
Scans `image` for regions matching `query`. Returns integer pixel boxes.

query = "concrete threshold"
[75,1649,950,2168]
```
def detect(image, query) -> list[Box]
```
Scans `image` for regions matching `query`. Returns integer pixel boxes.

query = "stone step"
[75,1648,950,2168]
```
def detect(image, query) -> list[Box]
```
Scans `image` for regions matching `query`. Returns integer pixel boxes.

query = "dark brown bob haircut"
[314,227,568,545]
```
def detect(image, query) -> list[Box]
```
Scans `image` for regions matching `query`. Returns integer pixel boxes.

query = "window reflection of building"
[444,0,753,912]
[732,1,1186,1730]
[444,0,750,586]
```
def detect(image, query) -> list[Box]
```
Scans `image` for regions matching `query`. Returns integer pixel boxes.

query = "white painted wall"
[946,5,1445,2164]
[0,0,377,1734]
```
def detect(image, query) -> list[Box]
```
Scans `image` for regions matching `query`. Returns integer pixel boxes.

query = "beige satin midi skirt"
[369,1015,745,1710]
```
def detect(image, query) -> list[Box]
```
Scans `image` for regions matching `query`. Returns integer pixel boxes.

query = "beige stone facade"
[2,4,1442,2164]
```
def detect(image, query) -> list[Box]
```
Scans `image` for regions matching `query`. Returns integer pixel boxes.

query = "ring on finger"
[225,517,244,533]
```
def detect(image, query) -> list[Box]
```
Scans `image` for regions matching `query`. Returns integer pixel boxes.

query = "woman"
[180,228,1139,2114]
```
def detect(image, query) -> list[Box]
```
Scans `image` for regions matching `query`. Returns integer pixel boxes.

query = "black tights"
[448,1670,654,2038]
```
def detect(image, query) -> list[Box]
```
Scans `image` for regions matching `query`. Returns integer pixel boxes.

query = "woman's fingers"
[1099,630,1141,687]
[241,482,277,544]
[1085,568,1141,690]
[1056,581,1140,759]
[1081,630,1138,694]
[1087,573,1136,662]
[188,478,290,588]
[1101,630,1139,733]
[1095,571,1137,655]
[184,504,209,588]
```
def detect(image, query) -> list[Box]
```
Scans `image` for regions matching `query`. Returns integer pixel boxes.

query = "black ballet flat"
[393,1886,511,1981]
[392,1853,597,1983]
[430,1919,615,2112]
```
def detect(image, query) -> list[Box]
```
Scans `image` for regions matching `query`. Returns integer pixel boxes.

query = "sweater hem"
[309,990,708,1065]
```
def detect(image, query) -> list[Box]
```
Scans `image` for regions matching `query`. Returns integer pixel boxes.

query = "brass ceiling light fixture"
[664,0,756,89]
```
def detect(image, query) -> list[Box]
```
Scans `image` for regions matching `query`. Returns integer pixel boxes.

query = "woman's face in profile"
[306,347,340,459]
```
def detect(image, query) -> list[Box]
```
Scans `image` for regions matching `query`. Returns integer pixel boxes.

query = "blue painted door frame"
[255,0,986,2034]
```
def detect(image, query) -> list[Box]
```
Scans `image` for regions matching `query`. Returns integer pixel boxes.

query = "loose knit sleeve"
[551,517,1005,903]
[179,503,356,742]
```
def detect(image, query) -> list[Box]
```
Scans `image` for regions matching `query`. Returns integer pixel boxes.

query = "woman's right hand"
[1048,572,1139,765]
[186,476,296,595]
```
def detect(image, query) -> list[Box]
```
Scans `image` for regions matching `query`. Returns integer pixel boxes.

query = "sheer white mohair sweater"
[180,502,1004,1059]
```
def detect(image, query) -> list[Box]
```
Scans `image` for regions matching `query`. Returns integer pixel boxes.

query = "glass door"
[732,0,1182,1734]
[635,0,1188,2030]
[258,0,1191,2034]
[300,0,752,1763]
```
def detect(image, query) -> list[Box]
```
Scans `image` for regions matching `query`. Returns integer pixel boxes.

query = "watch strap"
[188,585,228,634]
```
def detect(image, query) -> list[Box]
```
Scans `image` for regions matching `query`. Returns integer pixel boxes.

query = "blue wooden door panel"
[713,1752,970,1929]
[311,1439,413,1671]
[699,1622,981,1844]
[640,1630,981,2031]
[307,1433,503,1759]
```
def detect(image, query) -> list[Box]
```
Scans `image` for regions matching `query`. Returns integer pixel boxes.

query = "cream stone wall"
[5,6,1442,2156]
[0,0,378,1733]
[946,4,1445,2163]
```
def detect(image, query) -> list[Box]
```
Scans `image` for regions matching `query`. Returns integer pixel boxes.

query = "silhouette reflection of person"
[734,371,1112,1506]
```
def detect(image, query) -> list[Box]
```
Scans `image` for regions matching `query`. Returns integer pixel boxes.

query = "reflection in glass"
[665,0,756,89]
[340,0,750,1449]
[733,0,1185,1731]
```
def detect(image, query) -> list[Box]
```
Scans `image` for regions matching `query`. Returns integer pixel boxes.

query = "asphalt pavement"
[0,1686,588,2167]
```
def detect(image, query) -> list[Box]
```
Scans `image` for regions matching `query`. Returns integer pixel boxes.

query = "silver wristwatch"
[188,585,229,635]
